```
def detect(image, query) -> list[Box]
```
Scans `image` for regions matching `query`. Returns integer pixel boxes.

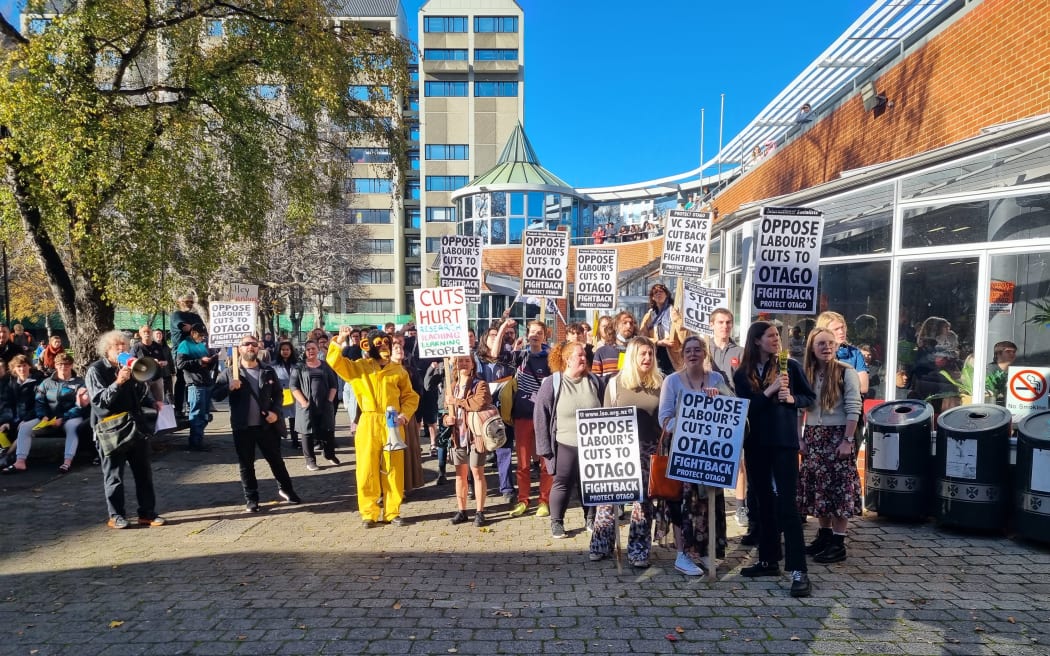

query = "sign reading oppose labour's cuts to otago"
[413,286,470,358]
[440,235,482,302]
[577,407,643,505]
[667,391,749,489]
[681,282,728,336]
[209,301,257,348]
[753,206,824,315]
[574,248,618,310]
[521,230,569,298]
[660,210,712,278]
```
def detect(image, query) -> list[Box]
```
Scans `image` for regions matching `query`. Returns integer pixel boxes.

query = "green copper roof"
[468,123,573,189]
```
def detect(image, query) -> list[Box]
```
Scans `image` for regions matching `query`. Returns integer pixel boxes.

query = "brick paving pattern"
[1,407,1048,655]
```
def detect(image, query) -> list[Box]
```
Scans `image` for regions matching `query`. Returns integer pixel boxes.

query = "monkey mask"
[361,330,391,361]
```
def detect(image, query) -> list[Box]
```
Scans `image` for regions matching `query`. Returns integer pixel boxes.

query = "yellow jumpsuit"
[327,344,420,522]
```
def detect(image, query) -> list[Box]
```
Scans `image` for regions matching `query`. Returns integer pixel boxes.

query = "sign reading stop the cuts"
[574,248,618,310]
[521,230,569,298]
[577,406,642,505]
[209,301,257,348]
[660,210,712,278]
[667,391,749,489]
[753,206,824,315]
[681,282,728,335]
[413,286,471,359]
[440,235,482,303]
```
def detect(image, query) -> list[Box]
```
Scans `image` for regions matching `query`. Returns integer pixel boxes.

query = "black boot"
[805,527,833,556]
[814,533,847,563]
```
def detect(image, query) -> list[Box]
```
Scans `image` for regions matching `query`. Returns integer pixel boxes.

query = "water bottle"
[384,406,407,451]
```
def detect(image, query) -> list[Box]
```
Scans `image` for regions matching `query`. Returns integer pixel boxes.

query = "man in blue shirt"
[817,311,869,396]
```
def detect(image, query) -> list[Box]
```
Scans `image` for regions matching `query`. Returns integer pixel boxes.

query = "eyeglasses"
[240,342,259,347]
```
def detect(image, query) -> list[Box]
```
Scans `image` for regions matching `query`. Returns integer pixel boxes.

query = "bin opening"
[967,411,989,420]
[894,406,912,414]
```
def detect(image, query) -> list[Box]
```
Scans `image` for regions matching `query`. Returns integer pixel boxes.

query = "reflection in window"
[814,183,894,256]
[509,217,526,244]
[901,134,1050,200]
[491,219,506,244]
[987,251,1050,406]
[492,192,507,217]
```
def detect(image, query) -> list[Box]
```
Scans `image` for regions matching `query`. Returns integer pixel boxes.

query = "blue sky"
[1,0,870,188]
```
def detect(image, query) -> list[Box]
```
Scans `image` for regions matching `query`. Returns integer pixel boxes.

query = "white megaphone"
[117,353,159,382]
[384,406,408,451]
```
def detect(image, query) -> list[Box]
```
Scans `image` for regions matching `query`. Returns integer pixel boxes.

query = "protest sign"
[440,235,482,302]
[521,230,569,298]
[413,286,470,358]
[209,301,256,348]
[574,248,618,310]
[667,391,749,489]
[681,282,728,335]
[577,407,642,505]
[753,206,824,315]
[660,210,712,278]
[229,283,259,302]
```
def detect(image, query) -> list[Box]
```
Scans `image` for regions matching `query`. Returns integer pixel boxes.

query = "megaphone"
[384,406,408,452]
[116,353,159,382]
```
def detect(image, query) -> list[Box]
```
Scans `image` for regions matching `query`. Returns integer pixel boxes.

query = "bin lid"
[937,403,1012,433]
[867,400,933,427]
[1018,410,1050,446]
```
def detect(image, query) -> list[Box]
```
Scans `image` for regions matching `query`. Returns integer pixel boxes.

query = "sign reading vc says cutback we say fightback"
[753,206,824,315]
[660,210,712,278]
[412,286,470,358]
[574,248,618,310]
[521,230,569,298]
[440,235,482,303]
[577,407,643,505]
[667,391,749,489]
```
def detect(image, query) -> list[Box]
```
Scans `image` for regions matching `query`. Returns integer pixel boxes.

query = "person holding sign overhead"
[657,335,731,576]
[798,328,862,564]
[733,322,816,598]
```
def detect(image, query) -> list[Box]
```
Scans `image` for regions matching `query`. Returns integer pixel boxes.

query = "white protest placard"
[1005,366,1050,421]
[660,210,712,278]
[413,286,470,358]
[577,407,643,505]
[574,248,618,310]
[229,283,258,302]
[440,235,482,303]
[667,391,749,489]
[681,282,728,335]
[521,230,569,299]
[753,206,824,315]
[209,301,256,348]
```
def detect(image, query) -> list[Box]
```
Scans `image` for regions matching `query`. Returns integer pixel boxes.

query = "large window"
[407,210,420,229]
[985,251,1050,407]
[474,16,518,33]
[348,147,391,163]
[358,269,394,284]
[364,239,394,254]
[353,299,394,313]
[424,16,467,33]
[474,81,518,97]
[406,238,421,258]
[349,178,391,194]
[425,176,469,192]
[348,85,391,101]
[406,265,422,286]
[406,180,420,200]
[423,48,468,61]
[425,144,469,160]
[424,81,468,97]
[427,207,458,222]
[426,237,443,252]
[344,209,391,224]
[475,48,518,61]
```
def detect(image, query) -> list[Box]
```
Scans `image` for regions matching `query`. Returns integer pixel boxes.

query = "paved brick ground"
[1,405,1049,655]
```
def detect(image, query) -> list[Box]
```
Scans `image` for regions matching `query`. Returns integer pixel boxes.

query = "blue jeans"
[187,384,213,447]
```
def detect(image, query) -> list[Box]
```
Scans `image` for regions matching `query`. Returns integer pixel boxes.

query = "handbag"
[95,412,142,457]
[467,405,507,451]
[648,429,683,501]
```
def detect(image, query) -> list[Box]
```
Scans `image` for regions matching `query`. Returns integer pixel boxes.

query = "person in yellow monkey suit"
[329,327,420,527]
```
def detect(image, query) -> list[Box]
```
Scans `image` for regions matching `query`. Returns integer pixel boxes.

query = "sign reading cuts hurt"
[681,282,728,336]
[440,235,482,303]
[412,286,470,358]
[660,210,712,278]
[209,301,257,348]
[521,230,569,299]
[574,247,618,310]
[576,406,642,505]
[753,206,824,315]
[667,391,749,489]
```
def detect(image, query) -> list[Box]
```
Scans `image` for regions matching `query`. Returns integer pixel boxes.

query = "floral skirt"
[797,424,862,519]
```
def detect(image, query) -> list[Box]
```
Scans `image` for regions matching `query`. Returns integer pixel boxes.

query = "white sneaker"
[674,552,704,577]
[735,506,749,528]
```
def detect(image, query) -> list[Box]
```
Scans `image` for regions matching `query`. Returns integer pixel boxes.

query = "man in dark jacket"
[86,330,165,529]
[175,324,218,451]
[214,334,301,512]
[0,325,24,364]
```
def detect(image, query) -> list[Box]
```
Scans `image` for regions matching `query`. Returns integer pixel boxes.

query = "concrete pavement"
[1,405,1048,655]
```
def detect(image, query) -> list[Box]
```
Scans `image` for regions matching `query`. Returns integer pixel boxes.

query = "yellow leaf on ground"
[108,621,124,629]
[392,601,402,609]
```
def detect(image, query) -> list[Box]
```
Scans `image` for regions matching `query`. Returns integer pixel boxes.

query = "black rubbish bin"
[865,400,934,519]
[934,404,1012,531]
[1015,411,1050,543]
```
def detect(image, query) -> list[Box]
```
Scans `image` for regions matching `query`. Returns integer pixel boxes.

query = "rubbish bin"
[1015,411,1050,543]
[865,400,934,519]
[934,404,1012,531]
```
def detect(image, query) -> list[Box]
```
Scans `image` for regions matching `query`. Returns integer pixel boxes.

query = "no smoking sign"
[1007,366,1050,420]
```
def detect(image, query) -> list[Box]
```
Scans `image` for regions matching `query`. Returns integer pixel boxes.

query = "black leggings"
[744,445,806,572]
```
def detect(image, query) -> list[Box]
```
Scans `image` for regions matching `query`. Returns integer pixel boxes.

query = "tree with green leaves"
[0,1,410,366]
